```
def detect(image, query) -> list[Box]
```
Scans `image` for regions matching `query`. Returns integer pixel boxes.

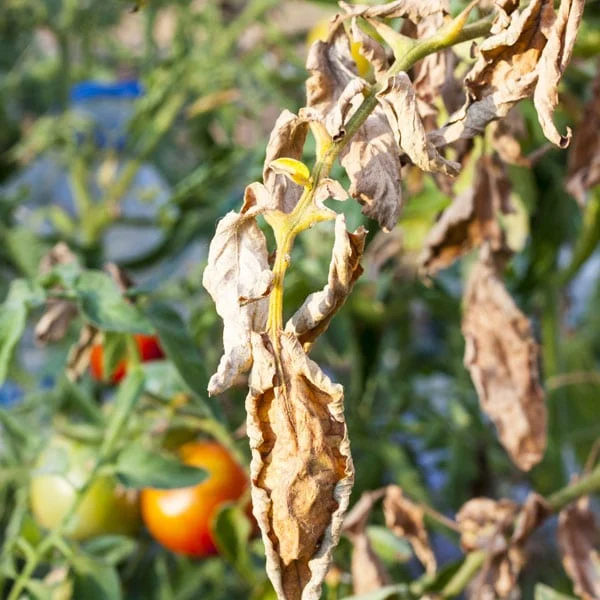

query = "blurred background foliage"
[0,0,599,599]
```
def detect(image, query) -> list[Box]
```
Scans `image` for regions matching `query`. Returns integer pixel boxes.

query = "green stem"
[441,551,486,598]
[546,463,600,512]
[555,191,600,288]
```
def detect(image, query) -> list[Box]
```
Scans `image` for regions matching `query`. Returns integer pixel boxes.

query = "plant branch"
[440,463,600,598]
[266,9,490,341]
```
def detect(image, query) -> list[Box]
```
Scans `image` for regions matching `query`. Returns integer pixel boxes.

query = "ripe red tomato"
[30,436,140,540]
[90,334,164,384]
[140,441,249,557]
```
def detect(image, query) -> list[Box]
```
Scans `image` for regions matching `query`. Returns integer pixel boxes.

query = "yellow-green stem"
[265,13,492,342]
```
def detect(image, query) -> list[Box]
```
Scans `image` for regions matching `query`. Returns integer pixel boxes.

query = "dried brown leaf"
[286,214,366,349]
[263,110,310,214]
[339,106,403,232]
[462,252,547,471]
[457,497,523,598]
[246,331,353,600]
[557,496,600,600]
[340,0,447,24]
[511,493,551,544]
[566,68,600,206]
[35,243,79,345]
[383,485,436,575]
[305,27,402,231]
[420,154,512,275]
[202,211,273,395]
[430,0,584,149]
[350,18,389,79]
[376,73,460,177]
[533,0,584,148]
[306,25,357,117]
[343,489,391,595]
[66,324,101,383]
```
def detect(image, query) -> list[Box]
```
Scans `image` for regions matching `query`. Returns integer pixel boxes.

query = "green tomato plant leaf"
[72,555,123,600]
[212,503,254,581]
[115,441,207,489]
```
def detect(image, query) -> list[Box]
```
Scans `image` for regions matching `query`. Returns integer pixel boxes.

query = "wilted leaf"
[339,106,403,232]
[340,0,447,24]
[35,242,79,345]
[457,497,523,598]
[376,73,460,177]
[533,0,584,148]
[430,0,584,148]
[461,252,547,471]
[343,489,391,595]
[383,485,436,575]
[566,69,600,206]
[286,214,366,349]
[66,324,101,383]
[557,496,600,600]
[306,25,357,118]
[420,154,512,275]
[246,331,353,600]
[512,493,551,543]
[263,111,310,214]
[202,210,273,395]
[350,18,389,79]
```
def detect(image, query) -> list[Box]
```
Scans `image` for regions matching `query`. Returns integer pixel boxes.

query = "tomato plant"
[89,334,164,384]
[141,441,248,557]
[30,436,140,540]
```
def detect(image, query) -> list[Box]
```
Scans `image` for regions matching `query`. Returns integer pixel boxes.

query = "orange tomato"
[89,334,164,384]
[140,441,249,557]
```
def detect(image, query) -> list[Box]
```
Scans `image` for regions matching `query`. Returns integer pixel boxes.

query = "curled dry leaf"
[376,73,460,177]
[343,489,391,595]
[66,324,101,383]
[557,496,600,600]
[306,25,402,231]
[263,110,310,214]
[339,0,447,24]
[462,252,546,471]
[202,210,273,395]
[457,497,523,598]
[350,18,389,79]
[566,68,600,206]
[286,214,366,350]
[339,106,403,232]
[35,242,79,345]
[420,154,512,275]
[533,0,584,148]
[246,331,353,600]
[383,485,436,575]
[430,0,584,149]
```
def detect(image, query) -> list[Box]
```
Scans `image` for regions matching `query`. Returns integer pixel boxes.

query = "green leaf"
[145,301,221,417]
[366,526,412,563]
[101,370,145,454]
[74,271,152,333]
[102,332,128,379]
[4,226,50,278]
[72,555,123,600]
[0,280,45,385]
[535,584,578,600]
[212,503,253,579]
[82,535,138,566]
[115,441,207,489]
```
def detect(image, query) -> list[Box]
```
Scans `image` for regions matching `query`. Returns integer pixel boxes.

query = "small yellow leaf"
[269,158,312,188]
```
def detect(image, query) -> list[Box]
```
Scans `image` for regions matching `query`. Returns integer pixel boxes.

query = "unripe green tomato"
[30,436,140,540]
